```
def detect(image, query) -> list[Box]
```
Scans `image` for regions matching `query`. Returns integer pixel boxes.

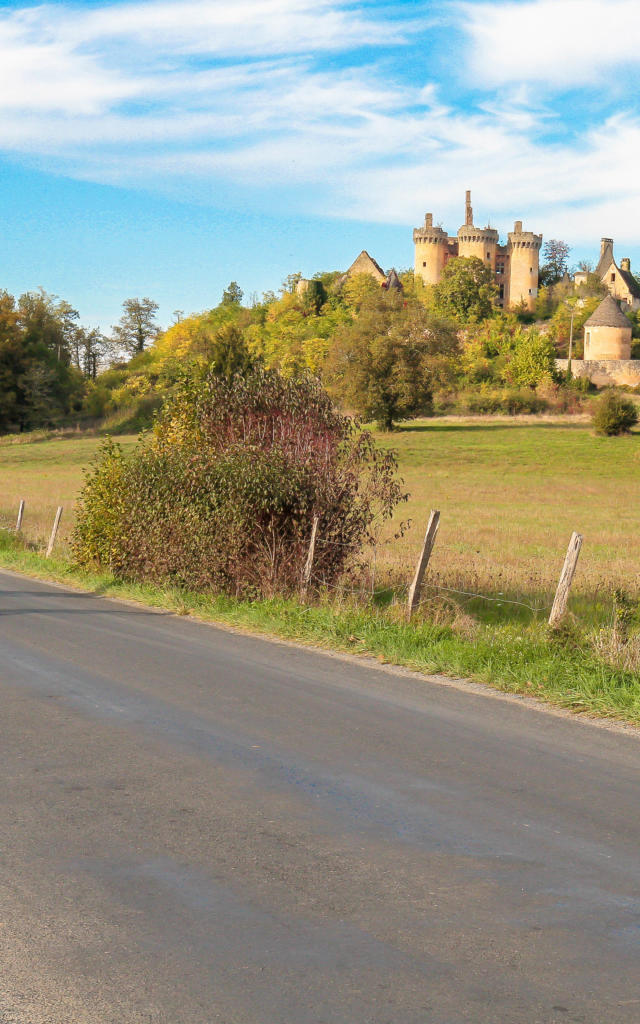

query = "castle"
[413,191,542,312]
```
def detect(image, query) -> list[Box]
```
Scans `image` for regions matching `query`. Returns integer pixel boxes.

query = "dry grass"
[0,433,138,550]
[591,627,640,672]
[369,418,640,621]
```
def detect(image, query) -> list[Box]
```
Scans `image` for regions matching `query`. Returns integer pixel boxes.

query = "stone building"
[343,250,387,285]
[556,294,640,387]
[574,239,640,311]
[584,295,632,360]
[340,250,403,292]
[413,191,542,311]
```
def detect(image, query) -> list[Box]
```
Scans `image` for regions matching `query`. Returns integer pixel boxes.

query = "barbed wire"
[306,569,547,614]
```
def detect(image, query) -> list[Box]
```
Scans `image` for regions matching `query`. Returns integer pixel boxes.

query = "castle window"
[499,284,504,299]
[423,261,426,267]
[487,252,491,259]
[528,289,532,295]
[611,273,616,282]
[530,267,533,273]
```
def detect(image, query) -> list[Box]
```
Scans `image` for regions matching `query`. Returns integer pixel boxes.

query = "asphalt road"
[1,569,640,1024]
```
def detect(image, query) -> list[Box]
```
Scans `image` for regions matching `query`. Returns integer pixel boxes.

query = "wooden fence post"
[407,510,440,620]
[16,499,25,532]
[46,506,63,558]
[549,531,583,626]
[301,515,320,601]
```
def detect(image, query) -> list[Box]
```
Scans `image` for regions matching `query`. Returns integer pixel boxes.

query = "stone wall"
[556,359,640,387]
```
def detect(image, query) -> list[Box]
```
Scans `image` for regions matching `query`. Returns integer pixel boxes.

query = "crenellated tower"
[413,212,450,287]
[457,191,499,272]
[507,220,542,312]
[413,192,542,310]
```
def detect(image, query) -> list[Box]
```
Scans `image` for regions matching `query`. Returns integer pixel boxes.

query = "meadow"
[1,417,638,629]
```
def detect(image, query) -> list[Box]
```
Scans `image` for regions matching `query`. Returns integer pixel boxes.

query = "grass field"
[1,417,638,627]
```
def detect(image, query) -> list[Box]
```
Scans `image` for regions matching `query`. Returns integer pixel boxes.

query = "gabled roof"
[584,295,632,329]
[618,267,640,299]
[344,250,386,283]
[382,268,403,291]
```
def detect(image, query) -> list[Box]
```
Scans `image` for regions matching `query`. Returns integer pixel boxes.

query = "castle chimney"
[622,257,631,272]
[425,213,433,228]
[465,190,473,227]
[600,237,614,258]
[514,220,523,233]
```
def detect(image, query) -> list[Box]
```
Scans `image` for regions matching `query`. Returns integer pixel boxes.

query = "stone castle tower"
[413,191,542,312]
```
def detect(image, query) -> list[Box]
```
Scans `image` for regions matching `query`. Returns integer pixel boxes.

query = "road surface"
[1,569,640,1023]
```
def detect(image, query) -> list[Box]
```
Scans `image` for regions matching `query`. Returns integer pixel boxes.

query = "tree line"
[0,292,160,432]
[2,236,632,435]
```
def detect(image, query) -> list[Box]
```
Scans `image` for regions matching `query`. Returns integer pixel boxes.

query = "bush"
[592,390,639,436]
[73,370,405,597]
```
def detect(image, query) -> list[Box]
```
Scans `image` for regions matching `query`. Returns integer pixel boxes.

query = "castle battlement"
[413,193,542,311]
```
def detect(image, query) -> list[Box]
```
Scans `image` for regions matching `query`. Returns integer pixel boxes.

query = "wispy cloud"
[0,0,640,246]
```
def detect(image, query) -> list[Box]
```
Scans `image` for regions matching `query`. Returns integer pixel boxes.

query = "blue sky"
[1,0,640,330]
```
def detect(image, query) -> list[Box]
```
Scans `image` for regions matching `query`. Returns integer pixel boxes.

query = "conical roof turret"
[584,295,631,329]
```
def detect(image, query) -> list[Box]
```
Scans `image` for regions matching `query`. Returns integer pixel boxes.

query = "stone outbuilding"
[574,238,640,311]
[557,294,640,386]
[583,295,632,360]
[342,250,387,285]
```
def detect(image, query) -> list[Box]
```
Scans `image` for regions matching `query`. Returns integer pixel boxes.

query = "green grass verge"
[1,529,638,727]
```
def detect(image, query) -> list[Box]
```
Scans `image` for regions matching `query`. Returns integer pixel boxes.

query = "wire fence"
[2,497,631,630]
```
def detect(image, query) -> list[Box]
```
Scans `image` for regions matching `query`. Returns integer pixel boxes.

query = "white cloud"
[1,0,640,250]
[460,0,640,87]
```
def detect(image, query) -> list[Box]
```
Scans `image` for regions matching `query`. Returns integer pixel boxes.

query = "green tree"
[502,329,557,387]
[208,323,260,380]
[0,291,24,432]
[326,290,458,430]
[71,326,107,379]
[281,272,302,295]
[220,281,243,306]
[539,240,571,286]
[432,257,496,324]
[111,297,160,357]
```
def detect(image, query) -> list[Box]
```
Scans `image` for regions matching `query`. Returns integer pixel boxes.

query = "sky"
[1,0,640,330]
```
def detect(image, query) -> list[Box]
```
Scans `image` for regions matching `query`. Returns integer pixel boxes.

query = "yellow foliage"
[152,315,207,365]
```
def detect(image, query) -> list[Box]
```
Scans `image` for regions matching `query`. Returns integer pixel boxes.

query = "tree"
[326,290,458,430]
[501,329,557,387]
[207,323,259,380]
[220,281,243,306]
[0,291,24,432]
[432,257,496,323]
[281,272,302,295]
[71,326,107,379]
[539,240,571,286]
[111,297,160,357]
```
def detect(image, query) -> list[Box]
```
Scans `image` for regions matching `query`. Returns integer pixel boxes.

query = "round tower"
[457,225,500,271]
[507,220,543,312]
[413,213,449,287]
[583,295,632,360]
[455,190,499,271]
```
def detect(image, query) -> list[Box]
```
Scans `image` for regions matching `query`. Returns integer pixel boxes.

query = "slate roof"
[595,242,614,279]
[617,266,640,299]
[584,295,632,329]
